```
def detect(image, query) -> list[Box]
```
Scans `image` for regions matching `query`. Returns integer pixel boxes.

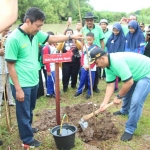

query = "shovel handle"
[82,102,114,121]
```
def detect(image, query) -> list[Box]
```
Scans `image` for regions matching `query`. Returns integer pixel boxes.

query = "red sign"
[43,52,73,64]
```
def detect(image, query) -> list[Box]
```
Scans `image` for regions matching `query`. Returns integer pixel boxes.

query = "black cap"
[83,12,97,19]
[139,23,145,27]
[90,48,107,64]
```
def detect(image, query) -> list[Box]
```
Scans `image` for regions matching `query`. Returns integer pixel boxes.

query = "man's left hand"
[113,97,122,105]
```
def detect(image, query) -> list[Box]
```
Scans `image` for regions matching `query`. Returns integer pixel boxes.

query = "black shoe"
[83,87,88,92]
[74,92,82,97]
[0,140,3,146]
[120,132,133,141]
[32,128,39,133]
[27,139,41,147]
[71,85,76,89]
[93,88,100,93]
[63,88,68,92]
[113,111,124,116]
[85,94,90,100]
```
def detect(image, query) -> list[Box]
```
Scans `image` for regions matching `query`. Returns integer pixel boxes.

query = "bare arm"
[0,0,18,32]
[48,34,82,44]
[63,21,71,35]
[7,62,24,102]
[100,78,134,111]
[100,39,105,50]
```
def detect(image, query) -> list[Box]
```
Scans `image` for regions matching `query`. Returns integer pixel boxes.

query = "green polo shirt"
[103,28,112,51]
[105,52,150,83]
[5,26,49,87]
[81,24,104,47]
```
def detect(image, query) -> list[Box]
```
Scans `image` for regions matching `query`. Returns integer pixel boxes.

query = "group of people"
[0,1,150,148]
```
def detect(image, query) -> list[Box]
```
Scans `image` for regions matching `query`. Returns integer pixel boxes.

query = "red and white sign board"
[43,52,73,64]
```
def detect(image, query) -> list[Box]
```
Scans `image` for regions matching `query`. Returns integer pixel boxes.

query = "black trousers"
[37,70,44,99]
[62,61,80,90]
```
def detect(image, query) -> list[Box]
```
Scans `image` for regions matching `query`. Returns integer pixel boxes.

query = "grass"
[1,80,150,150]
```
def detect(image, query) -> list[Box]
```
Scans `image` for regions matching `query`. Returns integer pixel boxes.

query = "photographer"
[144,25,150,57]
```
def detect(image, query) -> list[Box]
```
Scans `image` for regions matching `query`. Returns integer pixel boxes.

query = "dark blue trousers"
[77,68,95,95]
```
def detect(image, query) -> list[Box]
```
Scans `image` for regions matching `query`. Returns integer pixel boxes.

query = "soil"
[34,102,119,144]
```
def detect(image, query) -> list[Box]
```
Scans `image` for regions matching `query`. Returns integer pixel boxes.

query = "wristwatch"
[116,94,123,99]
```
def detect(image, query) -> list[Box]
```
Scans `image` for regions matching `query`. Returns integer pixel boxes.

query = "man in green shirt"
[81,12,105,93]
[90,48,150,141]
[5,7,82,148]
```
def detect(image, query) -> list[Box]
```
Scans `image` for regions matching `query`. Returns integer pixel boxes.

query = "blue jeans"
[11,84,39,144]
[120,77,150,134]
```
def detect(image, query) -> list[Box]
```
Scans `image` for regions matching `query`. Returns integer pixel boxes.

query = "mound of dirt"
[34,102,118,142]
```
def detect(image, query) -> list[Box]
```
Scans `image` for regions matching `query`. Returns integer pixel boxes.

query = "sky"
[89,0,150,13]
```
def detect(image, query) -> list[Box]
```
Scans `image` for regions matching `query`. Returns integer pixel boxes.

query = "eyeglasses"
[85,19,94,22]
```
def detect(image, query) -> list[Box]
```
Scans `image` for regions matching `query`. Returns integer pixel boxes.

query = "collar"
[107,54,111,69]
[18,24,28,36]
[103,28,109,33]
[86,24,95,30]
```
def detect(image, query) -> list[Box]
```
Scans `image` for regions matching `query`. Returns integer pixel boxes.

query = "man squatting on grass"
[90,48,150,141]
[5,7,82,147]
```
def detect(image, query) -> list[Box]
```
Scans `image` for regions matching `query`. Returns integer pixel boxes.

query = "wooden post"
[55,63,60,125]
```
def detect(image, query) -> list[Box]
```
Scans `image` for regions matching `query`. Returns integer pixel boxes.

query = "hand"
[16,88,24,102]
[120,17,126,24]
[72,33,83,40]
[99,102,108,112]
[83,66,89,70]
[113,97,122,105]
[47,72,51,76]
[0,49,5,56]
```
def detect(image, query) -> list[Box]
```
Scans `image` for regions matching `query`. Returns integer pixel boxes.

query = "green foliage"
[18,0,150,24]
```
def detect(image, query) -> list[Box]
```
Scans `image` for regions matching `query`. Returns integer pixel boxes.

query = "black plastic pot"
[50,124,77,150]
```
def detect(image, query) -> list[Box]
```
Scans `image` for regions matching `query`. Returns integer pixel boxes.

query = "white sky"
[89,0,150,13]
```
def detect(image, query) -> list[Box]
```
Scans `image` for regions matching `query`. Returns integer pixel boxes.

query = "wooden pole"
[55,63,60,125]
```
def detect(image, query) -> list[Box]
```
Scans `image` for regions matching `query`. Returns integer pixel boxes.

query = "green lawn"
[1,80,150,150]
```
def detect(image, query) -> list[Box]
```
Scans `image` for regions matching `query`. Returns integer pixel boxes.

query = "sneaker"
[93,88,100,93]
[46,94,52,98]
[85,94,90,100]
[9,102,16,106]
[113,111,124,116]
[120,132,133,141]
[27,139,41,147]
[71,85,76,89]
[74,92,82,97]
[0,140,3,146]
[32,128,39,133]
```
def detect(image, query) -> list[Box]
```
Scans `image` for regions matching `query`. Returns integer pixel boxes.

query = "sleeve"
[138,43,145,54]
[36,31,49,44]
[43,46,51,72]
[56,42,64,52]
[5,38,19,62]
[75,40,82,50]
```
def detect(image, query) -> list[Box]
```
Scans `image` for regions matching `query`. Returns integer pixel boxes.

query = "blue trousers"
[11,84,39,144]
[120,77,150,134]
[77,68,95,95]
[47,71,55,95]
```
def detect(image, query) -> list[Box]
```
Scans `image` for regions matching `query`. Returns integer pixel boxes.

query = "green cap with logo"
[90,48,107,64]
